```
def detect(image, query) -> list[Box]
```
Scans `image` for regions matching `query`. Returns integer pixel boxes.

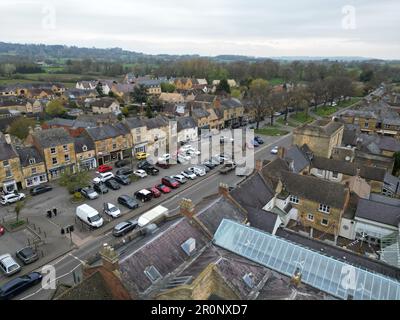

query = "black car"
[134,189,153,202]
[105,178,121,190]
[202,160,217,169]
[116,168,133,176]
[115,159,130,168]
[114,174,131,185]
[0,272,42,300]
[112,220,138,237]
[254,136,264,144]
[93,183,108,194]
[143,165,159,176]
[118,195,139,210]
[30,185,52,196]
[16,247,39,265]
[137,160,152,170]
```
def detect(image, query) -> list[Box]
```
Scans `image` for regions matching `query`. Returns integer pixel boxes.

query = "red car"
[0,225,5,236]
[161,177,180,189]
[155,184,171,194]
[148,187,161,198]
[98,164,113,173]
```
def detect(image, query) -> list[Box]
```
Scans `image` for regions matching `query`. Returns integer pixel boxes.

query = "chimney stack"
[180,198,195,218]
[99,243,119,273]
[218,183,230,198]
[277,146,286,159]
[255,159,264,172]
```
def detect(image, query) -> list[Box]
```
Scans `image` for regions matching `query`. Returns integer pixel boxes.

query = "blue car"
[251,139,260,147]
[0,272,42,300]
[254,136,264,144]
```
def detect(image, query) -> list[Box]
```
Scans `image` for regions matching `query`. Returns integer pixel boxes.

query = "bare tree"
[248,79,271,129]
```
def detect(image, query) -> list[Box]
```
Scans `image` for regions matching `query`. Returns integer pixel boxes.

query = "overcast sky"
[0,0,399,59]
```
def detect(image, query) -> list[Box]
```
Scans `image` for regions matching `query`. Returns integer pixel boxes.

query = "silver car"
[0,254,21,276]
[81,187,99,200]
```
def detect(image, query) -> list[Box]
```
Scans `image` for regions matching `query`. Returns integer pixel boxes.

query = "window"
[112,143,117,149]
[364,122,369,128]
[31,167,37,174]
[5,168,12,178]
[52,157,58,165]
[319,204,330,213]
[289,195,299,204]
[39,174,47,182]
[135,128,141,134]
[64,154,70,162]
[50,147,56,154]
[321,218,329,226]
[332,171,339,179]
[144,266,162,283]
[63,145,68,152]
[307,214,314,222]
[3,160,9,167]
[29,158,36,165]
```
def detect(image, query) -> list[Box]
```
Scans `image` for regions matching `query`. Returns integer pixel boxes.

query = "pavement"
[13,131,292,300]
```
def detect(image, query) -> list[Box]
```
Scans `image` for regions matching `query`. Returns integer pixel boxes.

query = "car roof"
[119,195,132,200]
[0,254,18,267]
[138,189,151,195]
[115,221,132,229]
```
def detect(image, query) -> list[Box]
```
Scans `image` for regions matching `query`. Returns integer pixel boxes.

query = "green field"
[337,97,362,108]
[255,126,289,136]
[290,112,314,124]
[314,106,338,117]
[268,78,285,86]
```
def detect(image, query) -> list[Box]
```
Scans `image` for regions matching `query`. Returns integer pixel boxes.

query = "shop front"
[25,173,48,188]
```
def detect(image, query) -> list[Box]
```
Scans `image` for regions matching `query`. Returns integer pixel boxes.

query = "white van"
[138,205,169,227]
[76,204,104,228]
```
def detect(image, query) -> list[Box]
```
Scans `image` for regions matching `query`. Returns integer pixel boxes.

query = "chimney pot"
[277,146,286,159]
[180,198,195,218]
[218,183,230,197]
[255,159,264,172]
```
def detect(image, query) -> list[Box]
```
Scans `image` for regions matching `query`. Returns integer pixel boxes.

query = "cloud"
[0,0,399,59]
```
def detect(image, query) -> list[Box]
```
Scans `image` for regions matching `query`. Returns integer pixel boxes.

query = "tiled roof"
[32,128,73,148]
[177,116,197,132]
[85,124,128,141]
[355,198,400,227]
[16,146,43,167]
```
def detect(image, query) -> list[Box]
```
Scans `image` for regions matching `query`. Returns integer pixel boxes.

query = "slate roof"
[358,166,386,182]
[284,145,310,173]
[246,207,279,234]
[16,146,43,167]
[85,124,128,141]
[0,141,18,161]
[177,116,197,132]
[32,128,73,148]
[312,156,356,176]
[144,116,169,130]
[191,108,210,119]
[124,117,146,129]
[281,171,348,208]
[355,198,400,227]
[74,135,95,153]
[46,118,75,127]
[220,98,242,109]
[89,98,118,108]
[261,158,290,189]
[194,94,215,103]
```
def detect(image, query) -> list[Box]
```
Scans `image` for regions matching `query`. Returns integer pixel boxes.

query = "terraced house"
[0,135,23,193]
[16,146,48,189]
[144,116,169,156]
[74,135,97,171]
[123,118,148,154]
[29,128,77,180]
[85,123,132,165]
[220,98,245,128]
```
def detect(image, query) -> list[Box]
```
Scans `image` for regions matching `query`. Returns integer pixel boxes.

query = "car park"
[181,170,197,180]
[114,174,131,185]
[161,177,180,189]
[103,203,121,218]
[81,187,99,200]
[135,152,149,160]
[30,185,52,196]
[134,189,153,202]
[112,220,138,237]
[188,166,206,177]
[16,247,39,265]
[155,184,171,194]
[148,187,161,198]
[172,174,187,184]
[0,192,25,206]
[93,172,114,184]
[133,169,147,178]
[93,183,108,194]
[115,159,130,168]
[116,168,133,176]
[271,146,279,154]
[0,272,43,300]
[98,164,113,173]
[117,195,139,210]
[105,178,121,190]
[0,254,21,276]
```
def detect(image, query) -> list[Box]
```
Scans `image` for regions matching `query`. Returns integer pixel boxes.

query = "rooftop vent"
[181,237,196,256]
[144,265,162,283]
[243,273,255,288]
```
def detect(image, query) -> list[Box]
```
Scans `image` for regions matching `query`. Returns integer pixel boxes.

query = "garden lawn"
[290,112,314,124]
[255,126,289,136]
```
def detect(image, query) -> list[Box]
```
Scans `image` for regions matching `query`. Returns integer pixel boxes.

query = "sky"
[0,0,399,59]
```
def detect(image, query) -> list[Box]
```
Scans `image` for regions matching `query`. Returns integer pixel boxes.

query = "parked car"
[105,178,121,190]
[181,170,197,180]
[76,204,103,228]
[219,161,237,174]
[117,195,139,210]
[202,160,217,169]
[158,153,171,162]
[0,225,4,236]
[186,148,200,156]
[172,174,187,184]
[161,177,180,189]
[177,153,191,164]
[103,203,121,218]
[112,220,138,237]
[30,185,52,196]
[0,272,43,300]
[210,157,222,165]
[220,136,234,144]
[81,187,99,200]
[135,152,149,160]
[133,169,147,178]
[93,172,114,184]
[155,184,171,194]
[271,146,279,154]
[250,139,260,147]
[254,136,264,144]
[156,161,170,169]
[134,189,153,202]
[137,160,152,169]
[148,187,161,198]
[98,164,113,173]
[0,254,21,276]
[188,167,206,177]
[93,183,108,194]
[116,168,133,176]
[16,247,39,265]
[0,193,25,206]
[196,164,210,173]
[212,155,225,164]
[273,112,282,117]
[114,174,131,186]
[115,160,130,168]
[143,166,159,176]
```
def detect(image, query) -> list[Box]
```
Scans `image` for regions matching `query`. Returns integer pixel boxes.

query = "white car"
[103,203,121,218]
[186,148,201,156]
[0,192,25,206]
[133,169,147,178]
[93,172,114,184]
[188,166,206,177]
[181,170,197,180]
[271,146,279,155]
[0,254,21,276]
[158,153,171,162]
[172,174,187,184]
[177,153,191,164]
[180,145,192,152]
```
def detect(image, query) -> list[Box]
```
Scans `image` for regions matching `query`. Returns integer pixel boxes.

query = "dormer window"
[319,204,330,214]
[29,158,36,165]
[82,145,88,152]
[50,147,56,154]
